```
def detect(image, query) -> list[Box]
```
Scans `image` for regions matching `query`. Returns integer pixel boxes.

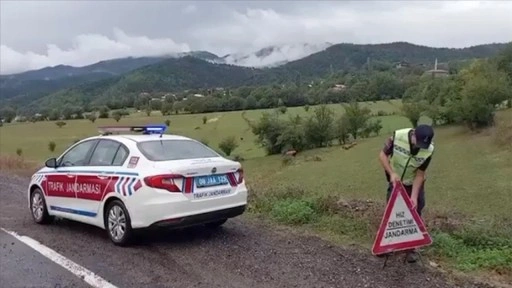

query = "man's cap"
[415,124,434,149]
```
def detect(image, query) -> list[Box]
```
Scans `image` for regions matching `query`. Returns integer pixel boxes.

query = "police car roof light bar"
[98,124,167,137]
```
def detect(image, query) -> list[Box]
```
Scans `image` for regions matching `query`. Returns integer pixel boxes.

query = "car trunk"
[150,157,243,199]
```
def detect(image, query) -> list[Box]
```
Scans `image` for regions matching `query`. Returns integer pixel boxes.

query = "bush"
[16,148,22,156]
[112,113,121,122]
[164,119,171,127]
[202,116,207,124]
[48,141,56,152]
[218,136,238,156]
[304,105,310,112]
[55,121,66,128]
[98,106,110,118]
[270,198,318,225]
[278,106,287,114]
[87,114,97,123]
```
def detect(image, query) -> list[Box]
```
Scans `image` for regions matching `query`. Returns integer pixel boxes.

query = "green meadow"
[1,100,511,279]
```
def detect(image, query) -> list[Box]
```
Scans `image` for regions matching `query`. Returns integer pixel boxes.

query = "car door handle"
[97,175,109,180]
[66,173,74,178]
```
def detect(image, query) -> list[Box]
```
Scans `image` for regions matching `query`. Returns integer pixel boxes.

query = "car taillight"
[143,174,183,192]
[237,168,244,184]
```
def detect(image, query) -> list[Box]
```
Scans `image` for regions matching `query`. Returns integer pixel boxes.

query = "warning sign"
[371,182,432,255]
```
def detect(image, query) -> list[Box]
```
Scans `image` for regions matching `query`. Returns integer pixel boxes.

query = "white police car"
[28,124,247,246]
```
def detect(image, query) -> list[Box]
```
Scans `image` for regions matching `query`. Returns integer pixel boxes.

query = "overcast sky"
[1,0,511,74]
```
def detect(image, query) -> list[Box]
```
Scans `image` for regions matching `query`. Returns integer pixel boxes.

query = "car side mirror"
[45,158,58,169]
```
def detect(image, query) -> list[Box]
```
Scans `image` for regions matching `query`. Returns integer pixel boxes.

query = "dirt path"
[0,173,498,288]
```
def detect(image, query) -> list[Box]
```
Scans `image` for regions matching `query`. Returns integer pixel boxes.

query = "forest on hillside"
[0,42,509,116]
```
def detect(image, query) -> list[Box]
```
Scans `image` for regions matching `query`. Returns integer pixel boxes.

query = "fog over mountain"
[1,1,511,74]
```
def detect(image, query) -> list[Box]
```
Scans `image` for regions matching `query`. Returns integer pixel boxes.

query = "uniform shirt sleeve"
[382,134,394,156]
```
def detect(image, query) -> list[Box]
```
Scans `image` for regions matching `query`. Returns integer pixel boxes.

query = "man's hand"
[390,172,400,186]
[411,196,418,210]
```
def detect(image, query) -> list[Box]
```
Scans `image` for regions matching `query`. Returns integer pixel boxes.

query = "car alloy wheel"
[108,205,127,241]
[30,189,52,224]
[105,200,133,246]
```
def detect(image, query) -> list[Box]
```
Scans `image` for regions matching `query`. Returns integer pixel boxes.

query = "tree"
[0,106,16,123]
[113,113,122,122]
[343,101,371,139]
[55,121,66,128]
[455,60,511,129]
[304,104,335,148]
[401,101,425,127]
[276,115,307,152]
[202,116,207,124]
[160,102,173,116]
[251,111,288,155]
[98,106,110,118]
[87,114,97,123]
[335,115,350,145]
[218,136,238,156]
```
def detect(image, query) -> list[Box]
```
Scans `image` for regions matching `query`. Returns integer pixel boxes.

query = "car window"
[89,140,122,166]
[112,145,129,166]
[59,140,98,167]
[137,140,219,161]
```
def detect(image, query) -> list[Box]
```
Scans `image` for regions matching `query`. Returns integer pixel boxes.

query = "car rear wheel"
[30,188,53,224]
[205,218,227,228]
[105,200,133,246]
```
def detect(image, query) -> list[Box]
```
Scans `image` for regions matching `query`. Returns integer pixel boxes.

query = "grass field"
[1,100,511,279]
[0,100,406,161]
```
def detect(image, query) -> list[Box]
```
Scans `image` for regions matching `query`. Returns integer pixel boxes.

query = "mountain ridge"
[1,41,510,114]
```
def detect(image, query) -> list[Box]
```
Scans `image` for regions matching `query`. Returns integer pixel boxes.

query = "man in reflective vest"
[378,124,434,263]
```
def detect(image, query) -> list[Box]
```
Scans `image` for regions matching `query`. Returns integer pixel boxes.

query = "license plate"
[195,174,229,188]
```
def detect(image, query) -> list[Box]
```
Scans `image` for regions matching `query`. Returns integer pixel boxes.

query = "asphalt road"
[0,173,500,288]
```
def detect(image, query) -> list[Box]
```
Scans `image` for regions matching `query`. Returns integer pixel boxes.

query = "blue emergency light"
[98,124,167,136]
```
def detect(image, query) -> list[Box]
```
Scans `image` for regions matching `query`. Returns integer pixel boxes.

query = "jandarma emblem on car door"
[211,167,217,173]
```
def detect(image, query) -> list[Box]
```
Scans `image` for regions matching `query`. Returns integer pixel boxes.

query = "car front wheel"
[30,188,53,224]
[105,200,133,246]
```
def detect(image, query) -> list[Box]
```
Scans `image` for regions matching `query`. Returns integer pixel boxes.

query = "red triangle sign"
[371,182,432,255]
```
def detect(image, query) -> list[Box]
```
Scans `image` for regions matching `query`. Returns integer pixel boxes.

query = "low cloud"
[223,42,332,67]
[0,28,190,74]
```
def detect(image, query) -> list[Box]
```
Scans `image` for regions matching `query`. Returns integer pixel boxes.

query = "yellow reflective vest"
[390,128,434,186]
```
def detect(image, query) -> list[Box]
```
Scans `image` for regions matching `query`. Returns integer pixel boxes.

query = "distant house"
[395,61,410,69]
[331,84,347,92]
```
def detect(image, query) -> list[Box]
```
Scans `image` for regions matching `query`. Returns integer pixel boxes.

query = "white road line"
[1,228,118,288]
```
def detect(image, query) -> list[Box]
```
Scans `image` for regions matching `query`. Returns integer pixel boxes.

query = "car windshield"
[137,139,220,161]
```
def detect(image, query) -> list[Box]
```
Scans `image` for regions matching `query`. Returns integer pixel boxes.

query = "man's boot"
[405,249,419,263]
